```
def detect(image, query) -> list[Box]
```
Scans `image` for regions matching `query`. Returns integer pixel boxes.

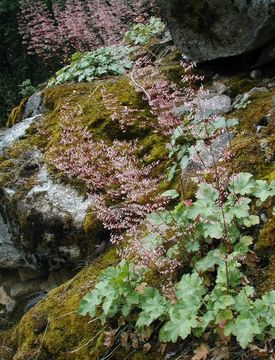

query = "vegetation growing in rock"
[124,17,165,45]
[0,3,275,360]
[19,79,37,98]
[79,72,275,352]
[6,97,28,128]
[48,46,133,86]
[18,0,159,62]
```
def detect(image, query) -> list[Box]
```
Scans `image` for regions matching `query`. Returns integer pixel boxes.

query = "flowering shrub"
[79,58,275,352]
[48,46,133,86]
[18,0,159,63]
[18,0,61,61]
[48,123,166,243]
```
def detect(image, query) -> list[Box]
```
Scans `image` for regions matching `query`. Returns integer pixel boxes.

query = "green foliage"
[78,61,275,352]
[136,288,169,327]
[19,79,37,98]
[48,46,133,86]
[124,17,165,45]
[159,309,198,343]
[168,116,240,180]
[79,260,143,320]
[80,174,275,349]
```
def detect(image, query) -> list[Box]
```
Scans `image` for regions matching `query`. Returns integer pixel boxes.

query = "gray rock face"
[0,124,97,273]
[0,115,41,155]
[158,0,275,64]
[0,221,22,268]
[194,94,232,116]
[22,92,44,119]
[0,190,23,268]
[3,164,92,271]
[26,165,90,228]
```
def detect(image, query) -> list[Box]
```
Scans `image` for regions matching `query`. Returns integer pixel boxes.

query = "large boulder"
[0,77,167,274]
[157,0,275,65]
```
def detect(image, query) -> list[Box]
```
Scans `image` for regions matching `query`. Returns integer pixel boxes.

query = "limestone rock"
[0,190,23,269]
[0,286,12,306]
[0,215,22,268]
[182,93,232,119]
[22,92,44,119]
[250,69,262,80]
[10,279,42,299]
[158,0,275,65]
[194,94,232,116]
[0,115,41,155]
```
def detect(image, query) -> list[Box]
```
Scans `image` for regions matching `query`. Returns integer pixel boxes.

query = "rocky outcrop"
[158,0,275,65]
[0,189,23,269]
[0,50,274,359]
[0,76,169,327]
[0,249,161,360]
[6,92,44,128]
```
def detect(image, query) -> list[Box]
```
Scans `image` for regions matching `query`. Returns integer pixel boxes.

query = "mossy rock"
[0,249,163,360]
[0,249,117,360]
[225,89,275,294]
[42,78,154,141]
[40,77,168,161]
[226,90,275,179]
[7,97,28,128]
[225,74,257,98]
[0,76,169,261]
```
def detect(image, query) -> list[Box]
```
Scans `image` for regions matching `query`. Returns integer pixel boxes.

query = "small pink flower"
[184,199,193,207]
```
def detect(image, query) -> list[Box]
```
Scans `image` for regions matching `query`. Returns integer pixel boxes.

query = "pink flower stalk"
[48,123,166,243]
[101,88,143,132]
[18,0,159,63]
[18,0,62,61]
[130,59,184,135]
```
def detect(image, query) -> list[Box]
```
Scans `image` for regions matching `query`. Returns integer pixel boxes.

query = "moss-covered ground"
[0,248,166,360]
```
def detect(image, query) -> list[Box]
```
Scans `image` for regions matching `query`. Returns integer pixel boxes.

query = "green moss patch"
[225,74,257,98]
[0,249,117,360]
[0,248,163,360]
[227,90,275,179]
[7,97,28,128]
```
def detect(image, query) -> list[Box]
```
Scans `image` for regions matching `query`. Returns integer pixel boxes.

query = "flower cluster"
[18,0,62,61]
[130,60,184,135]
[101,88,143,132]
[48,122,166,243]
[18,0,159,63]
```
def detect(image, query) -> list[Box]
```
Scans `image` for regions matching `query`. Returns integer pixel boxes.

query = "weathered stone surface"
[0,286,12,305]
[181,93,232,118]
[194,94,232,116]
[0,190,23,269]
[10,280,42,299]
[23,292,46,312]
[0,115,41,155]
[158,0,275,64]
[18,268,44,282]
[40,269,72,292]
[26,165,90,228]
[22,92,44,119]
[0,215,22,268]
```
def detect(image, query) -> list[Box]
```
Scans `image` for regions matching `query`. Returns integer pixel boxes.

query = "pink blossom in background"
[18,0,159,63]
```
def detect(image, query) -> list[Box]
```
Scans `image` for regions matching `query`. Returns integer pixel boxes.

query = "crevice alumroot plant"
[79,57,275,354]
